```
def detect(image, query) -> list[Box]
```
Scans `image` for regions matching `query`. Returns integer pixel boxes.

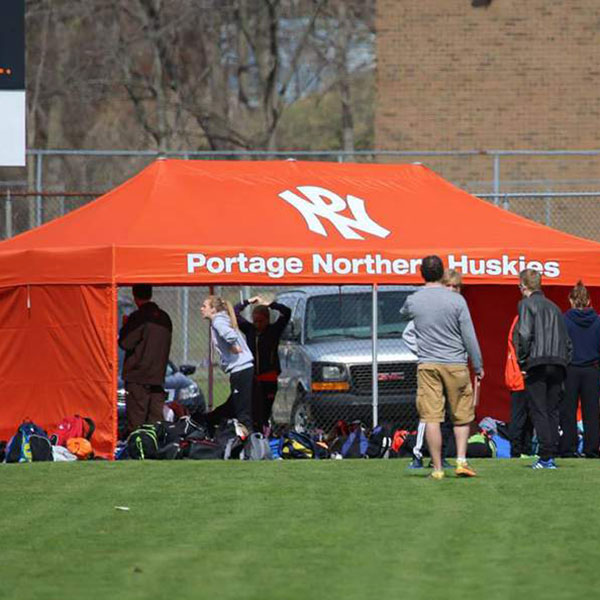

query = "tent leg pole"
[182,287,189,364]
[208,285,214,410]
[372,283,379,428]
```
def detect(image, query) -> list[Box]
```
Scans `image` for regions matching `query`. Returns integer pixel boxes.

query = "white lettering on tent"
[278,186,391,240]
[186,252,304,279]
[186,252,561,279]
[187,253,206,273]
[447,254,561,278]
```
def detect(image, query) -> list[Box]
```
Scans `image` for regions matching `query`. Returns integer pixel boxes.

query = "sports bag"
[269,437,282,459]
[185,439,223,460]
[280,431,315,459]
[388,429,417,458]
[66,437,94,460]
[215,419,247,460]
[5,421,53,463]
[467,431,497,459]
[156,442,183,460]
[52,445,77,462]
[162,416,208,445]
[341,426,369,458]
[127,425,159,460]
[49,415,95,447]
[241,433,273,461]
[366,424,393,459]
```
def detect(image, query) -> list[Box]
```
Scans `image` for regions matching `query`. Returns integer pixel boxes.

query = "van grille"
[350,362,417,394]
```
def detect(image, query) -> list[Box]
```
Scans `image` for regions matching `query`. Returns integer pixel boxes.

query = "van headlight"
[312,363,349,392]
[321,364,346,381]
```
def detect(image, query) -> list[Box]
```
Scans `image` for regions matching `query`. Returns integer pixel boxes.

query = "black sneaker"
[408,457,424,469]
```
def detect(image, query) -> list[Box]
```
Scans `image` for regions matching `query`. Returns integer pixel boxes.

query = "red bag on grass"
[49,415,95,447]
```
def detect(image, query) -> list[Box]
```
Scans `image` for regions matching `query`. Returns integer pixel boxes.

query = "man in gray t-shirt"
[400,256,484,479]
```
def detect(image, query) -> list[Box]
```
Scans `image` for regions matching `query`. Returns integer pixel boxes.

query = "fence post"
[35,153,43,227]
[208,285,214,410]
[493,153,501,206]
[371,283,379,428]
[182,287,189,364]
[545,196,551,227]
[5,190,12,239]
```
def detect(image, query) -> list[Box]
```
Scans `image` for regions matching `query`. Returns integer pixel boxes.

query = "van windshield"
[306,291,412,341]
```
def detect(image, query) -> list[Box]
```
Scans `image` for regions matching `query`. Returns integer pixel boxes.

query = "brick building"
[375,0,600,198]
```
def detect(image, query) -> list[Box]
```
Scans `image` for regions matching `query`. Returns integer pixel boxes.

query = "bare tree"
[22,0,375,163]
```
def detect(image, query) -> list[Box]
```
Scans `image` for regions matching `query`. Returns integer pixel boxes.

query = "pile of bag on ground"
[1,415,96,463]
[119,418,426,461]
[118,416,272,461]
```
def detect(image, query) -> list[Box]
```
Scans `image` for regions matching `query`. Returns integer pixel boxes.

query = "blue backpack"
[280,431,316,459]
[5,421,53,463]
[341,427,369,458]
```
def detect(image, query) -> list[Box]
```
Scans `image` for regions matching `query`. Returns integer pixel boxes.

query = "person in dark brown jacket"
[118,284,172,435]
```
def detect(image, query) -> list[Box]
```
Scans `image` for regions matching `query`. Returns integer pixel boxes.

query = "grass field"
[1,459,599,600]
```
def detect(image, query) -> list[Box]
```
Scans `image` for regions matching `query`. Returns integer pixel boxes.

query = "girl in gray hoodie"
[201,295,254,432]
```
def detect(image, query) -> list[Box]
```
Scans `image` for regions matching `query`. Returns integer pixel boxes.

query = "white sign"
[0,91,26,166]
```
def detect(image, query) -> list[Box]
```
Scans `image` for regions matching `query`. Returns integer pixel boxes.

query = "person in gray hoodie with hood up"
[200,295,254,433]
[560,281,600,458]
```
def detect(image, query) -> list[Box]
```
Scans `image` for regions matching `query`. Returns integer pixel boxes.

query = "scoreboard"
[0,0,26,166]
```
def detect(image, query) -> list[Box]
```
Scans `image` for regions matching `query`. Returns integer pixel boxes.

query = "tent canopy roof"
[1,159,599,285]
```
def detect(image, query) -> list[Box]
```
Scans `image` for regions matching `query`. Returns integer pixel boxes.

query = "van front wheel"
[291,394,313,433]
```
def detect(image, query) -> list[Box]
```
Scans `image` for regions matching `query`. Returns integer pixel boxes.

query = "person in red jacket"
[505,315,534,457]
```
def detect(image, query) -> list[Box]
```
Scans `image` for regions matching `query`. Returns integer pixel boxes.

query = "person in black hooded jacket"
[560,281,600,458]
[235,296,291,431]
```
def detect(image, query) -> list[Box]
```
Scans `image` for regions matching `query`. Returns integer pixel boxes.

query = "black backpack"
[127,425,159,460]
[5,421,53,463]
[366,424,393,459]
[215,419,246,460]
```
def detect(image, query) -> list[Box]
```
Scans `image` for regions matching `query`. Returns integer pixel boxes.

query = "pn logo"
[279,186,390,240]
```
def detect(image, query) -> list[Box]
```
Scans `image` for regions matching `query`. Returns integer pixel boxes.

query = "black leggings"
[206,367,254,430]
[252,380,278,432]
[559,365,600,457]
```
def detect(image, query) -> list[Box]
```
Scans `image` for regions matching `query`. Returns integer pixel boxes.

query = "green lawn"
[1,459,598,600]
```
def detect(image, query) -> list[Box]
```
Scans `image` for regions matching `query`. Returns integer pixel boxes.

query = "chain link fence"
[4,149,600,436]
[120,284,420,434]
[3,190,600,242]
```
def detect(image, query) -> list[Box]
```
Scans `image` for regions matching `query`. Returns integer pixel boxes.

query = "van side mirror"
[290,320,302,341]
[179,364,197,376]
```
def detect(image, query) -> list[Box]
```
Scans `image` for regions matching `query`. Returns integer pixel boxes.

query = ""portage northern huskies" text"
[186,252,560,279]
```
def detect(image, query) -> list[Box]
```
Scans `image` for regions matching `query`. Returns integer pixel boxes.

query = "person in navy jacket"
[561,281,600,458]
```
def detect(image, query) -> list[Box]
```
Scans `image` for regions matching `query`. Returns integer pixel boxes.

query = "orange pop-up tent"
[1,159,599,457]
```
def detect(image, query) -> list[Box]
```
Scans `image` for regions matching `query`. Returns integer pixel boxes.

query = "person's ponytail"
[569,280,590,309]
[206,295,239,329]
[224,300,238,329]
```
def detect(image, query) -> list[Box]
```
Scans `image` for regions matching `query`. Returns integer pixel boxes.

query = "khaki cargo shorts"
[416,363,474,425]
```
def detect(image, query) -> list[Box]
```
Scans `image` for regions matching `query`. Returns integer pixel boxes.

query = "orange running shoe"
[455,461,477,477]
